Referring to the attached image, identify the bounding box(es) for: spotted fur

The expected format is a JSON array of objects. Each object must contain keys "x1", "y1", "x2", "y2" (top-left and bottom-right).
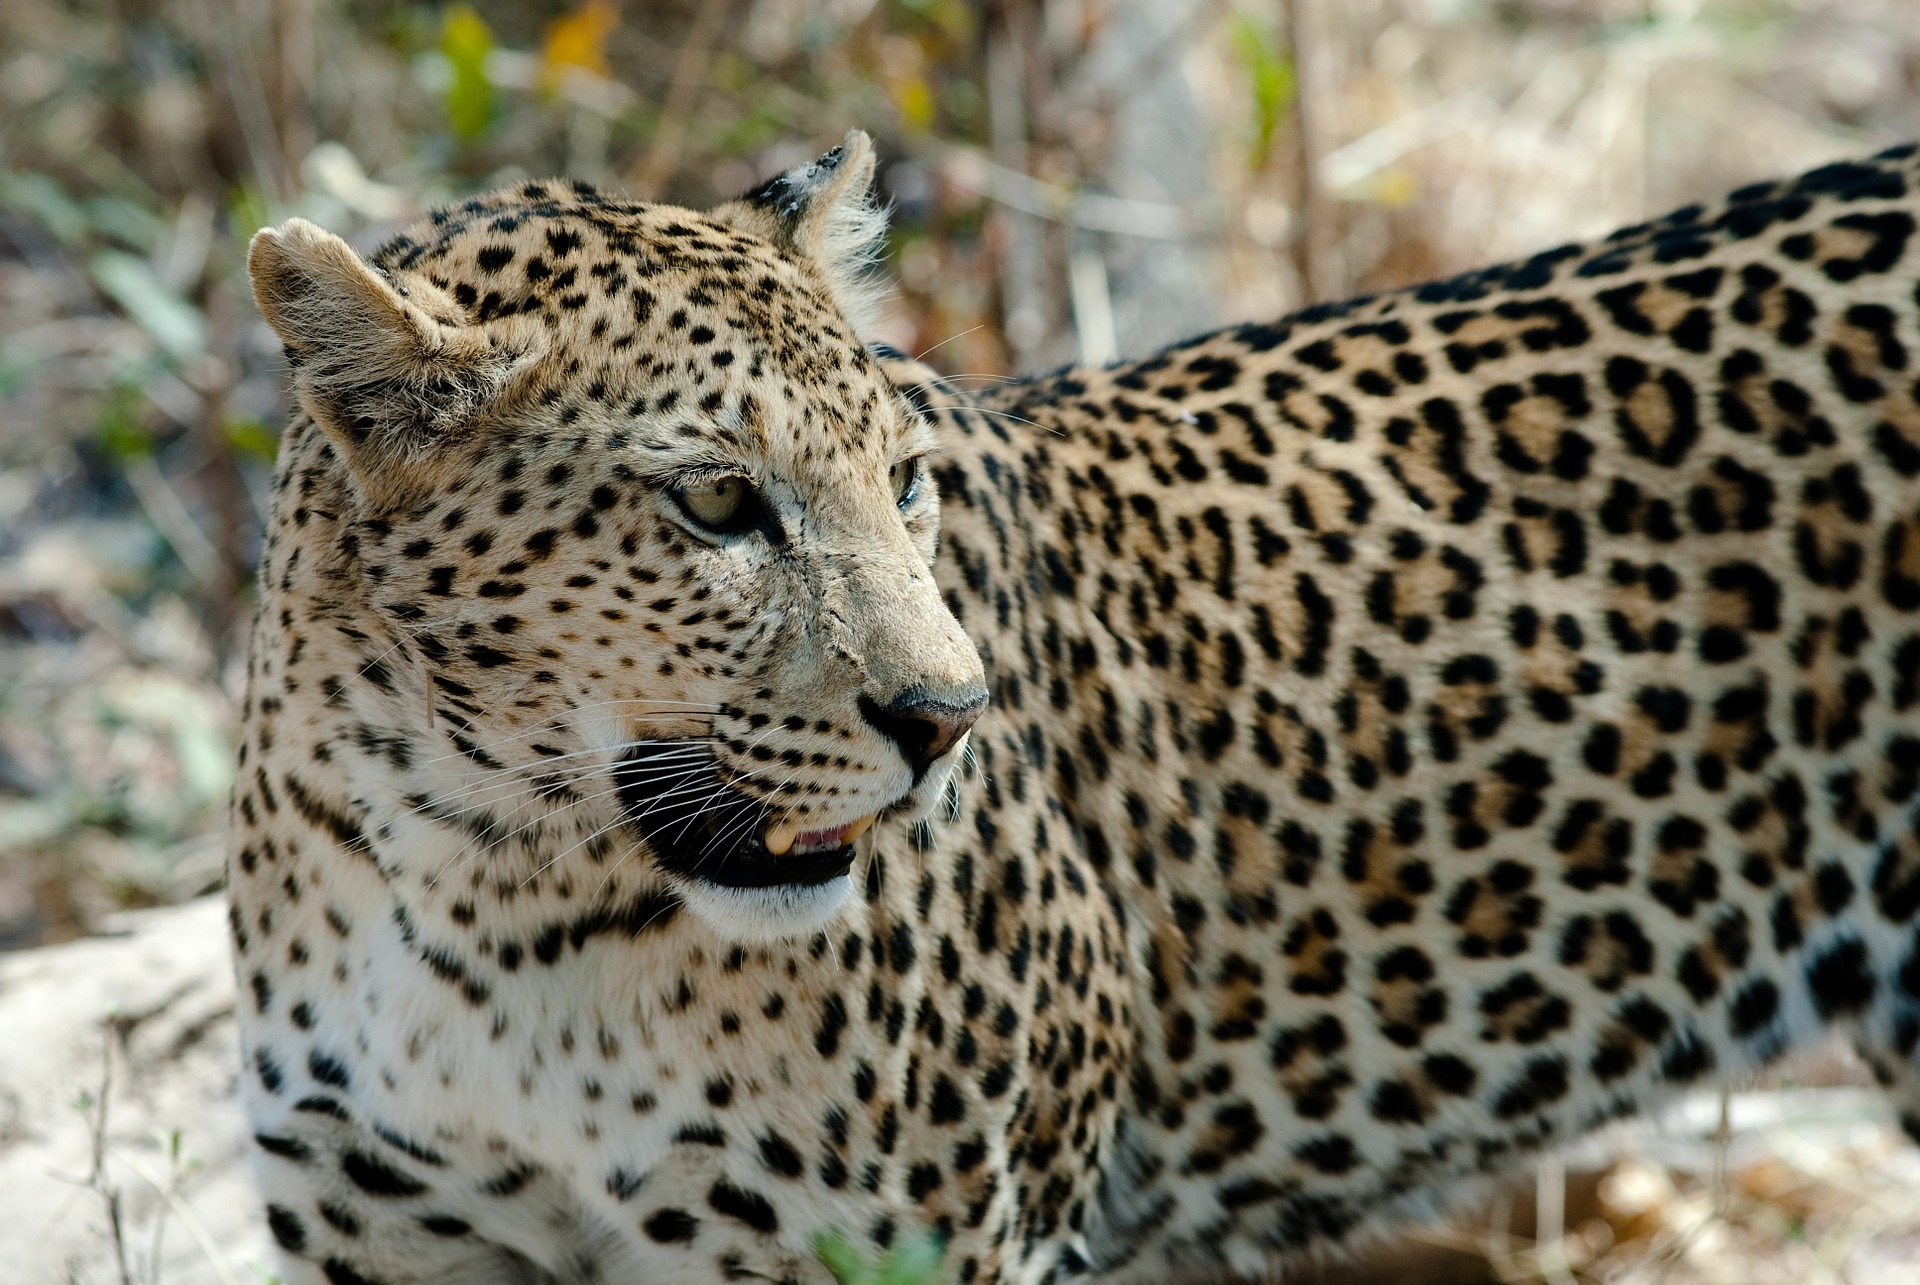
[{"x1": 234, "y1": 136, "x2": 1920, "y2": 1285}]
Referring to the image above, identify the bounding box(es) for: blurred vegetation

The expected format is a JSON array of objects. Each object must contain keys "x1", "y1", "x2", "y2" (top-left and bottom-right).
[
  {"x1": 0, "y1": 0, "x2": 1917, "y2": 942},
  {"x1": 6, "y1": 4, "x2": 1920, "y2": 1278},
  {"x1": 5, "y1": 0, "x2": 1920, "y2": 945}
]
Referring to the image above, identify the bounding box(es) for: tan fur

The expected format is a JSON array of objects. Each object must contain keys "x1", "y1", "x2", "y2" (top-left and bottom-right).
[{"x1": 232, "y1": 143, "x2": 1920, "y2": 1285}]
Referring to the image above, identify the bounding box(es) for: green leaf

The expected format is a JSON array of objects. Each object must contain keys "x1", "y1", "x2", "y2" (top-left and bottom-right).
[
  {"x1": 876, "y1": 1233, "x2": 945, "y2": 1285},
  {"x1": 90, "y1": 251, "x2": 205, "y2": 364},
  {"x1": 225, "y1": 416, "x2": 281, "y2": 463},
  {"x1": 814, "y1": 1229, "x2": 946, "y2": 1285},
  {"x1": 229, "y1": 184, "x2": 273, "y2": 246},
  {"x1": 95, "y1": 382, "x2": 152, "y2": 458},
  {"x1": 1230, "y1": 14, "x2": 1296, "y2": 169},
  {"x1": 82, "y1": 195, "x2": 164, "y2": 251},
  {"x1": 814, "y1": 1230, "x2": 873, "y2": 1285},
  {"x1": 0, "y1": 344, "x2": 31, "y2": 399},
  {"x1": 0, "y1": 170, "x2": 88, "y2": 244},
  {"x1": 441, "y1": 5, "x2": 497, "y2": 143}
]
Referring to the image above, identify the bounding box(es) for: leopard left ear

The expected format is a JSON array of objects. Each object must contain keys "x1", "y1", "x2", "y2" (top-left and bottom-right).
[
  {"x1": 248, "y1": 218, "x2": 540, "y2": 509},
  {"x1": 712, "y1": 130, "x2": 888, "y2": 334}
]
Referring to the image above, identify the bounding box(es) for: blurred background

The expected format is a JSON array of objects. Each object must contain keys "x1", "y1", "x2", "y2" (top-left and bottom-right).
[{"x1": 6, "y1": 0, "x2": 1920, "y2": 1280}]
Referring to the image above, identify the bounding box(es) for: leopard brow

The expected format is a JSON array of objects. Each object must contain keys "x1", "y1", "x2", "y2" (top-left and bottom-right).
[{"x1": 628, "y1": 451, "x2": 759, "y2": 490}]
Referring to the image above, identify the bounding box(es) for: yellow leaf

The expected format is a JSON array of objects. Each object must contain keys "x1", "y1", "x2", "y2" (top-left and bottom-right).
[
  {"x1": 441, "y1": 5, "x2": 496, "y2": 141},
  {"x1": 541, "y1": 0, "x2": 619, "y2": 94},
  {"x1": 1369, "y1": 167, "x2": 1417, "y2": 207},
  {"x1": 888, "y1": 75, "x2": 936, "y2": 135}
]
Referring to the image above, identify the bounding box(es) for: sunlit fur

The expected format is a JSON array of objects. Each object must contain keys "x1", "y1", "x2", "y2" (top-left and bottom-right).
[{"x1": 234, "y1": 140, "x2": 1920, "y2": 1285}]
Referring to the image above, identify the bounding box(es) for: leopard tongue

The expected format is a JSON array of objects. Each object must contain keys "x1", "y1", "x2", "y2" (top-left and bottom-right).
[{"x1": 764, "y1": 813, "x2": 876, "y2": 857}]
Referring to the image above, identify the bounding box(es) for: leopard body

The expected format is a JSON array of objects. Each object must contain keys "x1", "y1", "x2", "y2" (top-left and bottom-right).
[{"x1": 232, "y1": 136, "x2": 1920, "y2": 1285}]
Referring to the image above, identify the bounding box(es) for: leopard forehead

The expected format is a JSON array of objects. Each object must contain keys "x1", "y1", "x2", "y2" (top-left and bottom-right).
[{"x1": 369, "y1": 179, "x2": 906, "y2": 466}]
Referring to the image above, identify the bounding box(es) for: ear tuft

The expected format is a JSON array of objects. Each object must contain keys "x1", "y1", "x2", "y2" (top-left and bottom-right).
[
  {"x1": 249, "y1": 218, "x2": 435, "y2": 389},
  {"x1": 717, "y1": 130, "x2": 890, "y2": 335},
  {"x1": 248, "y1": 219, "x2": 536, "y2": 506}
]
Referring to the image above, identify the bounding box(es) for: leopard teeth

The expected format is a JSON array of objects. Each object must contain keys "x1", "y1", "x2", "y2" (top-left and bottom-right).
[{"x1": 762, "y1": 814, "x2": 876, "y2": 857}]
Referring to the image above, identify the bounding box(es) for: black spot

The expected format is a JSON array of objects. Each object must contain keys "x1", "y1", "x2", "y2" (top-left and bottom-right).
[
  {"x1": 643, "y1": 1208, "x2": 699, "y2": 1243},
  {"x1": 255, "y1": 1132, "x2": 314, "y2": 1163},
  {"x1": 322, "y1": 1259, "x2": 383, "y2": 1285},
  {"x1": 929, "y1": 1075, "x2": 967, "y2": 1125},
  {"x1": 308, "y1": 1049, "x2": 352, "y2": 1090},
  {"x1": 758, "y1": 1132, "x2": 804, "y2": 1178},
  {"x1": 1294, "y1": 1134, "x2": 1358, "y2": 1175},
  {"x1": 1728, "y1": 978, "x2": 1780, "y2": 1037},
  {"x1": 1369, "y1": 1078, "x2": 1424, "y2": 1124},
  {"x1": 267, "y1": 1205, "x2": 307, "y2": 1253},
  {"x1": 708, "y1": 1178, "x2": 779, "y2": 1233},
  {"x1": 1806, "y1": 938, "x2": 1876, "y2": 1017},
  {"x1": 342, "y1": 1149, "x2": 427, "y2": 1198}
]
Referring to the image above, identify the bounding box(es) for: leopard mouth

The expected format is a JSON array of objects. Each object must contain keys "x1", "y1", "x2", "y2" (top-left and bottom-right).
[{"x1": 613, "y1": 743, "x2": 873, "y2": 889}]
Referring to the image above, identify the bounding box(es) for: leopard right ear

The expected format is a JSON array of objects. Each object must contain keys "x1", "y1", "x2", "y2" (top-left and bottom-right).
[
  {"x1": 248, "y1": 219, "x2": 540, "y2": 508},
  {"x1": 710, "y1": 130, "x2": 889, "y2": 336}
]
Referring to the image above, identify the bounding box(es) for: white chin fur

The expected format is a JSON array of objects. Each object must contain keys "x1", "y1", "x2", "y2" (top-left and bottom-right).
[{"x1": 675, "y1": 875, "x2": 855, "y2": 943}]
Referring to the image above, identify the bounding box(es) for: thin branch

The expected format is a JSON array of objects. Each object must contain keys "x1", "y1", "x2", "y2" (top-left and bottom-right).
[
  {"x1": 627, "y1": 0, "x2": 738, "y2": 200},
  {"x1": 928, "y1": 142, "x2": 1201, "y2": 241},
  {"x1": 1286, "y1": 0, "x2": 1336, "y2": 301}
]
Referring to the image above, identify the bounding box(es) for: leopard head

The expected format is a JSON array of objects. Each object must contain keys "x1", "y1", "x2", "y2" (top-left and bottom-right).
[{"x1": 247, "y1": 132, "x2": 986, "y2": 940}]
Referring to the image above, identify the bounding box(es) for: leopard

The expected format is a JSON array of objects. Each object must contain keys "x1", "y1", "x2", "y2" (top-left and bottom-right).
[{"x1": 231, "y1": 129, "x2": 1920, "y2": 1285}]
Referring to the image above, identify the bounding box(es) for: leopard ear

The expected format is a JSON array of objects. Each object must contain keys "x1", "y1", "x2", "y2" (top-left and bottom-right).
[
  {"x1": 713, "y1": 130, "x2": 889, "y2": 334},
  {"x1": 247, "y1": 218, "x2": 537, "y2": 508}
]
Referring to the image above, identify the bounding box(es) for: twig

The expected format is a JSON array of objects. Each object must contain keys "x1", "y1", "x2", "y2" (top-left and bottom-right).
[
  {"x1": 274, "y1": 0, "x2": 315, "y2": 192},
  {"x1": 83, "y1": 1024, "x2": 134, "y2": 1285},
  {"x1": 1535, "y1": 1157, "x2": 1576, "y2": 1285},
  {"x1": 931, "y1": 141, "x2": 1199, "y2": 241},
  {"x1": 122, "y1": 1151, "x2": 242, "y2": 1285},
  {"x1": 1053, "y1": 0, "x2": 1230, "y2": 121},
  {"x1": 197, "y1": 0, "x2": 290, "y2": 201},
  {"x1": 123, "y1": 454, "x2": 223, "y2": 588},
  {"x1": 1067, "y1": 241, "x2": 1117, "y2": 365},
  {"x1": 984, "y1": 7, "x2": 1049, "y2": 371},
  {"x1": 628, "y1": 0, "x2": 738, "y2": 199},
  {"x1": 1285, "y1": 0, "x2": 1336, "y2": 301}
]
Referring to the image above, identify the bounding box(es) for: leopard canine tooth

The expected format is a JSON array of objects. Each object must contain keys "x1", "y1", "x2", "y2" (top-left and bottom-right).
[
  {"x1": 843, "y1": 815, "x2": 876, "y2": 842},
  {"x1": 764, "y1": 823, "x2": 797, "y2": 856}
]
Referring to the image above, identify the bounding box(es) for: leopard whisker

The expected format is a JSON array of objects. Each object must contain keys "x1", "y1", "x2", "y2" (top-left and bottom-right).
[
  {"x1": 534, "y1": 754, "x2": 789, "y2": 888},
  {"x1": 915, "y1": 399, "x2": 1066, "y2": 438},
  {"x1": 401, "y1": 743, "x2": 715, "y2": 832},
  {"x1": 912, "y1": 324, "x2": 987, "y2": 363},
  {"x1": 410, "y1": 701, "x2": 720, "y2": 770},
  {"x1": 417, "y1": 746, "x2": 718, "y2": 880}
]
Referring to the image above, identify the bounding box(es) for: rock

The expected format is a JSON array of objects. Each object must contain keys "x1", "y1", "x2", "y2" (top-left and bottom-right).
[{"x1": 0, "y1": 896, "x2": 266, "y2": 1285}]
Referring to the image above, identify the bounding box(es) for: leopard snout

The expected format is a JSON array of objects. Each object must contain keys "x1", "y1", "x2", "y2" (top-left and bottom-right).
[{"x1": 858, "y1": 683, "x2": 988, "y2": 777}]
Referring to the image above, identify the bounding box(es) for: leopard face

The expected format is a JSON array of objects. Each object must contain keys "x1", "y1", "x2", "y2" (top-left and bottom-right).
[{"x1": 247, "y1": 137, "x2": 985, "y2": 940}]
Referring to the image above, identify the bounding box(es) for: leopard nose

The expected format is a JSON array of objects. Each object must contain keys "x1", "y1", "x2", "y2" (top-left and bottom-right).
[{"x1": 859, "y1": 685, "x2": 989, "y2": 777}]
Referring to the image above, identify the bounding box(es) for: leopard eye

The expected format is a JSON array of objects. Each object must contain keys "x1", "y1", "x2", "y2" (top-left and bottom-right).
[
  {"x1": 674, "y1": 475, "x2": 751, "y2": 532},
  {"x1": 890, "y1": 457, "x2": 921, "y2": 509}
]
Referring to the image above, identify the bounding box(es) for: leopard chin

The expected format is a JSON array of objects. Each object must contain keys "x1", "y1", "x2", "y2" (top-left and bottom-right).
[{"x1": 670, "y1": 872, "x2": 857, "y2": 944}]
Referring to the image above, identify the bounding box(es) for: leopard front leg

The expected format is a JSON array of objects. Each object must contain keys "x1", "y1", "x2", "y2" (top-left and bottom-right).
[
  {"x1": 248, "y1": 1107, "x2": 558, "y2": 1285},
  {"x1": 248, "y1": 1095, "x2": 845, "y2": 1285}
]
